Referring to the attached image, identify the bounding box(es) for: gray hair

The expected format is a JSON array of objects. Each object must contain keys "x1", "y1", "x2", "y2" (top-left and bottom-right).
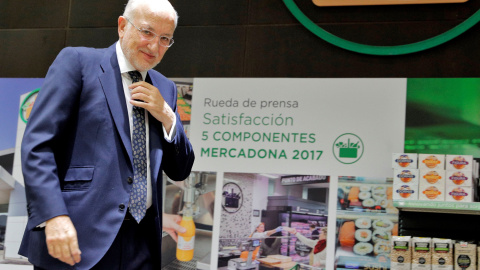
[{"x1": 123, "y1": 0, "x2": 178, "y2": 28}]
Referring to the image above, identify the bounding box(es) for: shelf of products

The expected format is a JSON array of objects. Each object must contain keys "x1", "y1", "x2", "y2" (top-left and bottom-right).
[
  {"x1": 393, "y1": 200, "x2": 480, "y2": 215},
  {"x1": 391, "y1": 154, "x2": 480, "y2": 257}
]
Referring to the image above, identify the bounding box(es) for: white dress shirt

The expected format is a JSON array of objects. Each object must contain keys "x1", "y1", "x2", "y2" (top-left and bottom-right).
[{"x1": 115, "y1": 41, "x2": 176, "y2": 210}]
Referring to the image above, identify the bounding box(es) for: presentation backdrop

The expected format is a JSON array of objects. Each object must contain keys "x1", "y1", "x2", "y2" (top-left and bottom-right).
[
  {"x1": 7, "y1": 78, "x2": 477, "y2": 270},
  {"x1": 190, "y1": 78, "x2": 407, "y2": 178},
  {"x1": 5, "y1": 78, "x2": 480, "y2": 156}
]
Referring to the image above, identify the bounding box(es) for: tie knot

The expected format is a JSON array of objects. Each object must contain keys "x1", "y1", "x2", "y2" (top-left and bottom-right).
[{"x1": 128, "y1": 71, "x2": 143, "y2": 83}]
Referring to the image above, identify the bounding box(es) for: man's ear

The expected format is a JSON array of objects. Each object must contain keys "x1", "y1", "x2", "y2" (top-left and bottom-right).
[{"x1": 118, "y1": 16, "x2": 127, "y2": 38}]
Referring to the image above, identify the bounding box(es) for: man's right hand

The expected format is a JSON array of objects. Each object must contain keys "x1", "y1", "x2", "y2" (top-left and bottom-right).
[{"x1": 45, "y1": 215, "x2": 82, "y2": 266}]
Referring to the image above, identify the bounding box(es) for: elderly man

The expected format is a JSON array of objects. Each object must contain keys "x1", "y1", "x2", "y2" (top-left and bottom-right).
[{"x1": 19, "y1": 0, "x2": 194, "y2": 269}]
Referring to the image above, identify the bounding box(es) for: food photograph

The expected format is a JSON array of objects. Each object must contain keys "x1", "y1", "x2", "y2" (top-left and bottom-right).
[{"x1": 335, "y1": 177, "x2": 399, "y2": 269}]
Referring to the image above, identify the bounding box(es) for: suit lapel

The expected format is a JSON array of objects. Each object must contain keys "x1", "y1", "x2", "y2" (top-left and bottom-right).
[{"x1": 98, "y1": 44, "x2": 133, "y2": 165}]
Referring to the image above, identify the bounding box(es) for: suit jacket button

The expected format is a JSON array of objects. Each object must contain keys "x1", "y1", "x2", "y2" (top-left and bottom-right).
[
  {"x1": 127, "y1": 177, "x2": 133, "y2": 184},
  {"x1": 119, "y1": 204, "x2": 126, "y2": 210}
]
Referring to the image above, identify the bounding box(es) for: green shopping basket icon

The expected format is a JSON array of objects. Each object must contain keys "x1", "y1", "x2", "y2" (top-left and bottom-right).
[{"x1": 336, "y1": 138, "x2": 360, "y2": 158}]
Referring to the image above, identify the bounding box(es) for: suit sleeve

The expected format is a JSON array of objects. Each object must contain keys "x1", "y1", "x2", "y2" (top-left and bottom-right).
[
  {"x1": 159, "y1": 80, "x2": 195, "y2": 181},
  {"x1": 22, "y1": 47, "x2": 83, "y2": 230}
]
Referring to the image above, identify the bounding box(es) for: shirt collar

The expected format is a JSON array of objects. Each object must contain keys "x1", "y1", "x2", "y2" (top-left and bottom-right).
[{"x1": 115, "y1": 41, "x2": 148, "y2": 80}]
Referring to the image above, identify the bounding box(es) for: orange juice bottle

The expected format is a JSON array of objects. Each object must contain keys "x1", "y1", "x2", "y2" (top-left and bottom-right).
[{"x1": 176, "y1": 212, "x2": 195, "y2": 261}]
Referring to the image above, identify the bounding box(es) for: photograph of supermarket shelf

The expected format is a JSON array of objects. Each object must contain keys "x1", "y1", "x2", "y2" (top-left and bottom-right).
[
  {"x1": 337, "y1": 176, "x2": 398, "y2": 214},
  {"x1": 217, "y1": 173, "x2": 329, "y2": 270},
  {"x1": 161, "y1": 171, "x2": 216, "y2": 270},
  {"x1": 174, "y1": 80, "x2": 193, "y2": 122},
  {"x1": 335, "y1": 176, "x2": 399, "y2": 270}
]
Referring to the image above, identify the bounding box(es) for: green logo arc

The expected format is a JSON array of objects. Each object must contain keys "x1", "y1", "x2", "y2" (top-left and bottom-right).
[
  {"x1": 283, "y1": 0, "x2": 480, "y2": 55},
  {"x1": 20, "y1": 88, "x2": 40, "y2": 124}
]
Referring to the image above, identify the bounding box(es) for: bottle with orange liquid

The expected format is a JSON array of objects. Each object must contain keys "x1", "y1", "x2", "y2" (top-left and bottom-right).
[{"x1": 176, "y1": 208, "x2": 195, "y2": 261}]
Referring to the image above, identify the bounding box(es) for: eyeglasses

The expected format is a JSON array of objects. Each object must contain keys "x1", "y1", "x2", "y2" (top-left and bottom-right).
[{"x1": 125, "y1": 17, "x2": 174, "y2": 48}]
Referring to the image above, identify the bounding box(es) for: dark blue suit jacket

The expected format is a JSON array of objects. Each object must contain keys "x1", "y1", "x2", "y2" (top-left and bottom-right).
[{"x1": 19, "y1": 43, "x2": 194, "y2": 269}]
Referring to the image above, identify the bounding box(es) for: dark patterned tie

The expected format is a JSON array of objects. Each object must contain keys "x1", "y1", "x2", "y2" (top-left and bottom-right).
[{"x1": 127, "y1": 71, "x2": 147, "y2": 223}]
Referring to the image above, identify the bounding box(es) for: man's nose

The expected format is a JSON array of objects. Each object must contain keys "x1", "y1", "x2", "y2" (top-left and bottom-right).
[{"x1": 147, "y1": 37, "x2": 160, "y2": 51}]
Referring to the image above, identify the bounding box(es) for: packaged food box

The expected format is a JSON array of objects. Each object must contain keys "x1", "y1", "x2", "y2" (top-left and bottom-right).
[
  {"x1": 445, "y1": 186, "x2": 473, "y2": 202},
  {"x1": 420, "y1": 169, "x2": 445, "y2": 186},
  {"x1": 432, "y1": 238, "x2": 453, "y2": 270},
  {"x1": 393, "y1": 153, "x2": 418, "y2": 169},
  {"x1": 446, "y1": 155, "x2": 473, "y2": 171},
  {"x1": 412, "y1": 237, "x2": 432, "y2": 270},
  {"x1": 455, "y1": 242, "x2": 476, "y2": 270},
  {"x1": 394, "y1": 169, "x2": 419, "y2": 185},
  {"x1": 446, "y1": 170, "x2": 473, "y2": 187},
  {"x1": 391, "y1": 236, "x2": 412, "y2": 270},
  {"x1": 393, "y1": 183, "x2": 418, "y2": 201},
  {"x1": 477, "y1": 246, "x2": 480, "y2": 270},
  {"x1": 419, "y1": 154, "x2": 445, "y2": 170},
  {"x1": 419, "y1": 183, "x2": 445, "y2": 201},
  {"x1": 473, "y1": 160, "x2": 479, "y2": 179}
]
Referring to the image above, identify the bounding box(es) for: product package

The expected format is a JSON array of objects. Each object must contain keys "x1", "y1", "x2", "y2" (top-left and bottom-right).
[
  {"x1": 454, "y1": 241, "x2": 476, "y2": 270},
  {"x1": 418, "y1": 184, "x2": 445, "y2": 201},
  {"x1": 412, "y1": 237, "x2": 432, "y2": 270},
  {"x1": 445, "y1": 186, "x2": 473, "y2": 202},
  {"x1": 420, "y1": 169, "x2": 445, "y2": 186},
  {"x1": 432, "y1": 238, "x2": 453, "y2": 270},
  {"x1": 445, "y1": 170, "x2": 473, "y2": 188},
  {"x1": 419, "y1": 154, "x2": 445, "y2": 170},
  {"x1": 418, "y1": 169, "x2": 445, "y2": 201},
  {"x1": 391, "y1": 236, "x2": 412, "y2": 270},
  {"x1": 446, "y1": 155, "x2": 473, "y2": 171},
  {"x1": 393, "y1": 184, "x2": 419, "y2": 201},
  {"x1": 394, "y1": 169, "x2": 420, "y2": 185},
  {"x1": 393, "y1": 153, "x2": 418, "y2": 169}
]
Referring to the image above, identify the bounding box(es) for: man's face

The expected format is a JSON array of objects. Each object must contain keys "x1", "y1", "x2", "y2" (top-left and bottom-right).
[{"x1": 118, "y1": 8, "x2": 175, "y2": 72}]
